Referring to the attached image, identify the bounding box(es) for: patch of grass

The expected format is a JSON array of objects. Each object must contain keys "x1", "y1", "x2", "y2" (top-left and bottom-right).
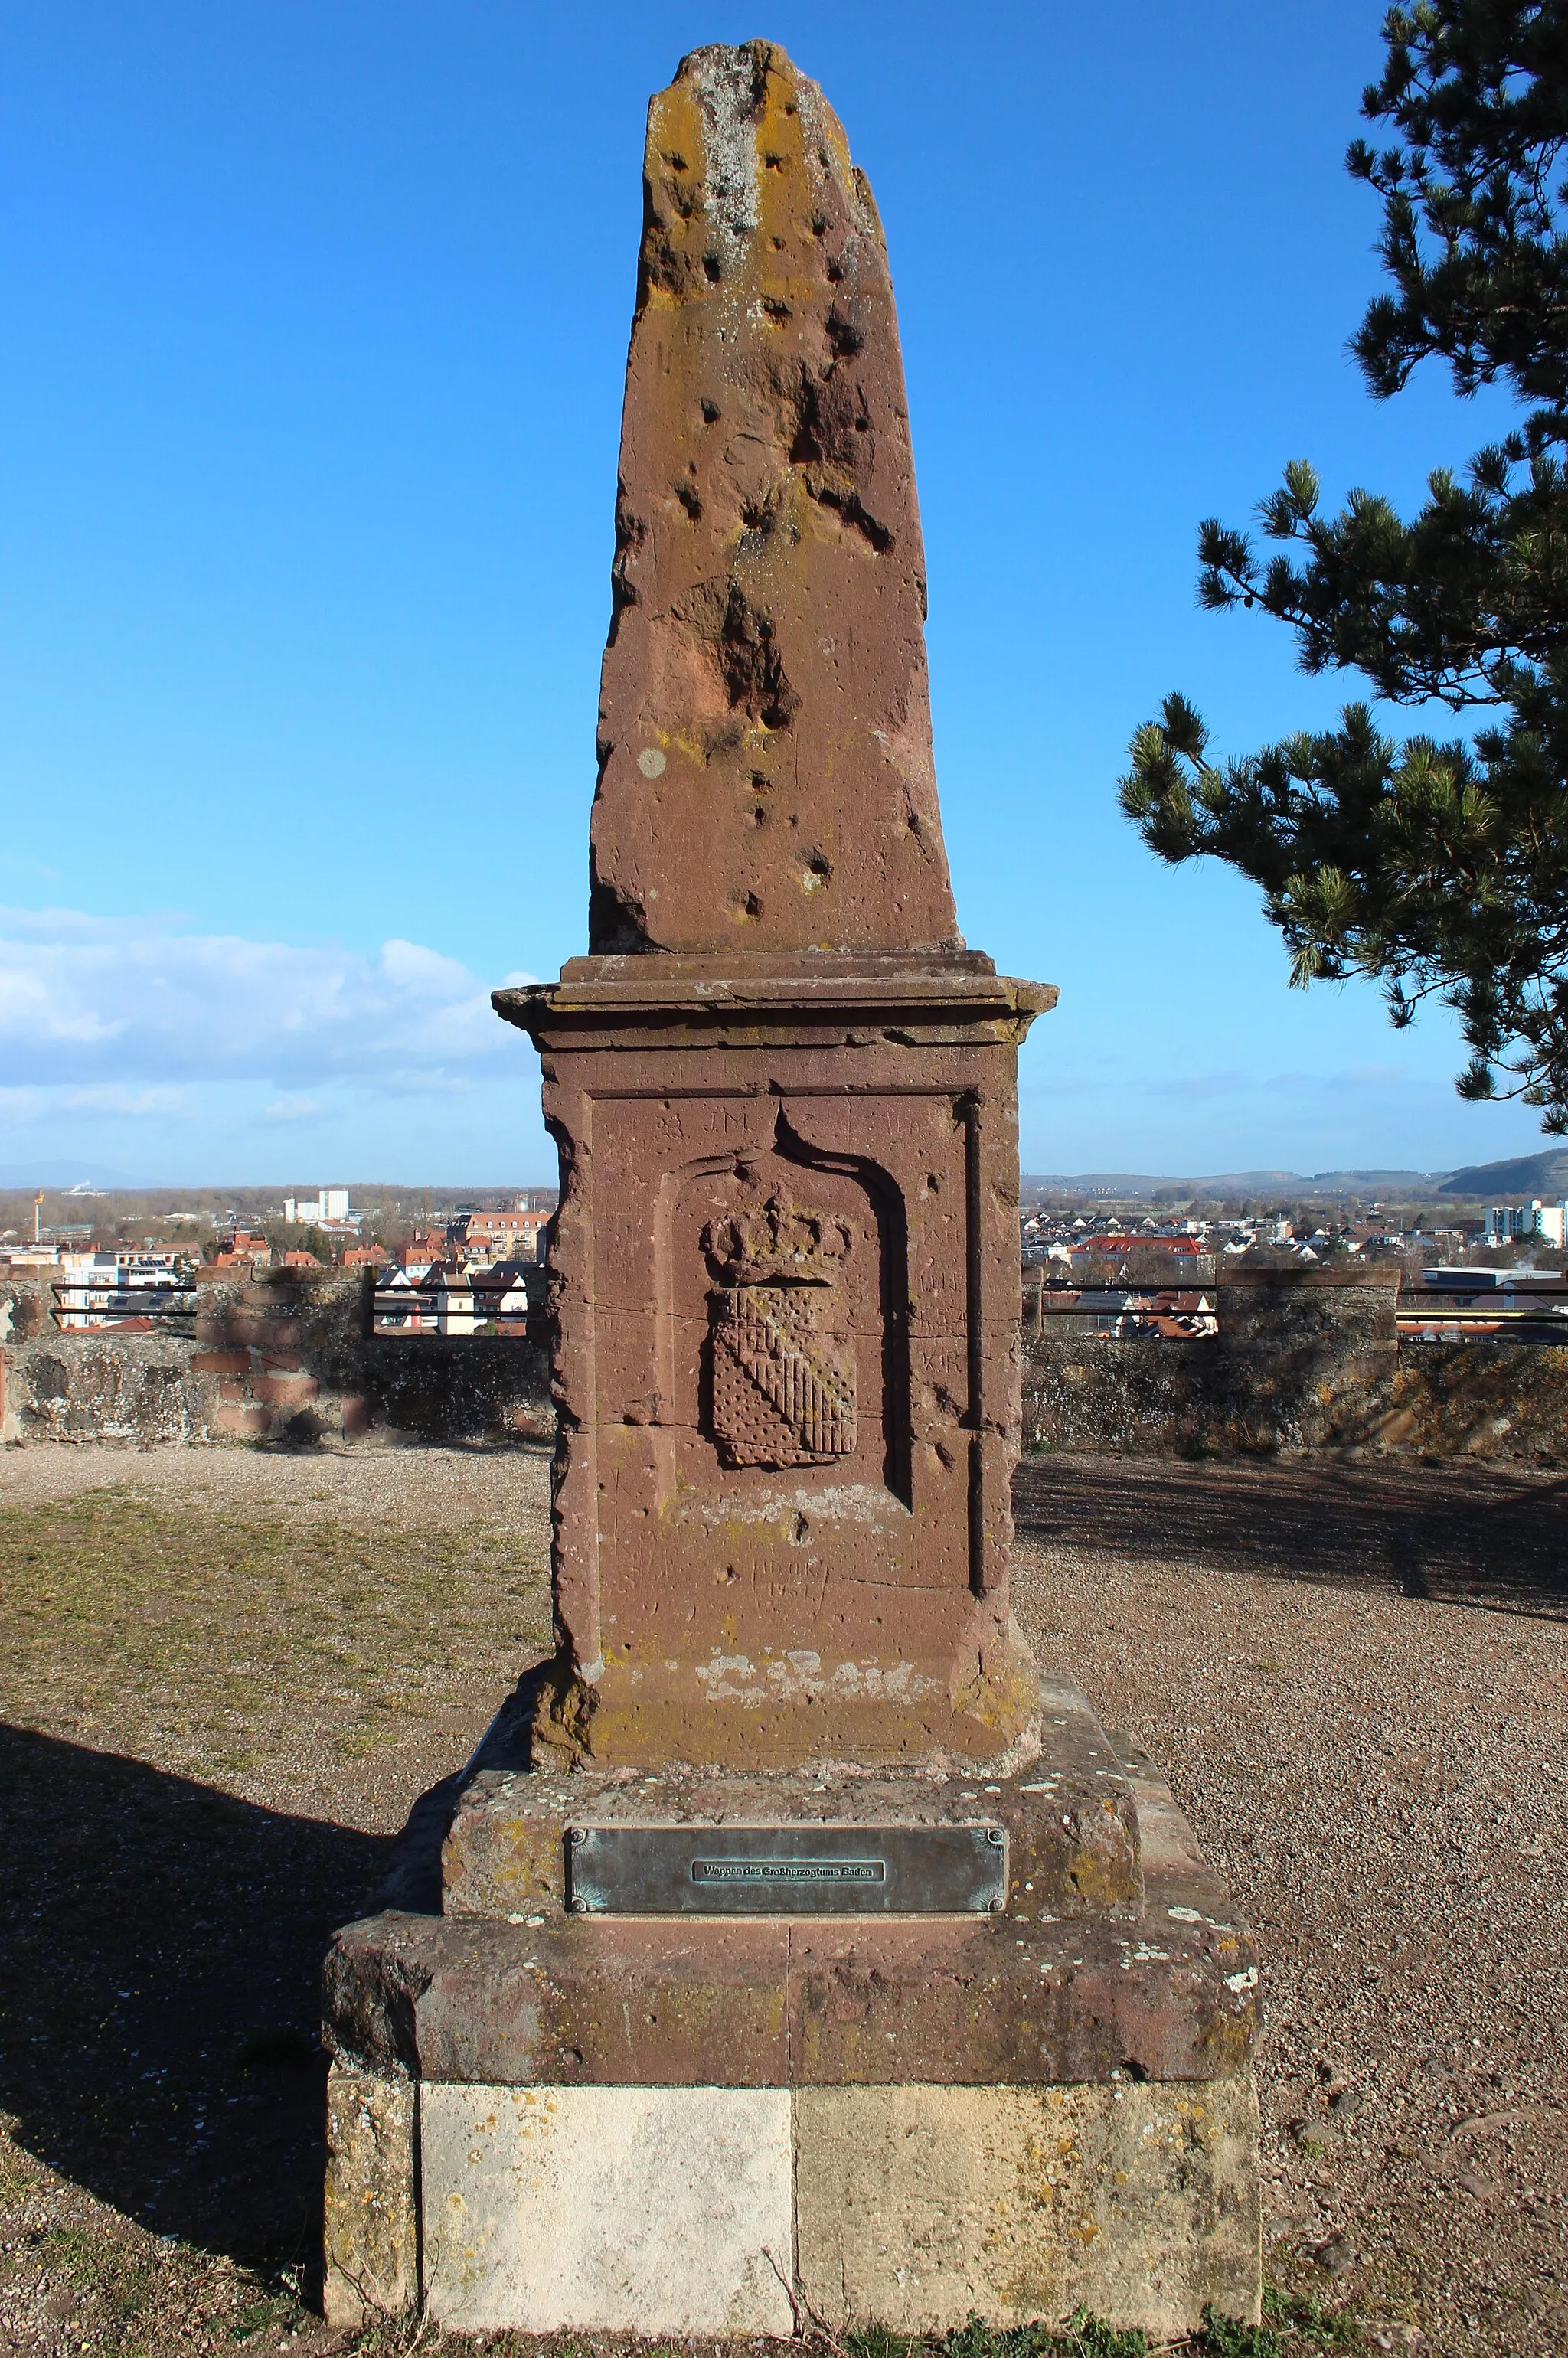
[
  {"x1": 854, "y1": 2311, "x2": 1152, "y2": 2358},
  {"x1": 228, "y1": 2291, "x2": 297, "y2": 2340},
  {"x1": 1260, "y1": 2286, "x2": 1365, "y2": 2348},
  {"x1": 844, "y1": 2304, "x2": 1344, "y2": 2358},
  {"x1": 34, "y1": 2224, "x2": 105, "y2": 2286},
  {"x1": 1200, "y1": 2306, "x2": 1284, "y2": 2356},
  {"x1": 0, "y1": 1492, "x2": 551, "y2": 1799},
  {"x1": 846, "y1": 2330, "x2": 923, "y2": 2358}
]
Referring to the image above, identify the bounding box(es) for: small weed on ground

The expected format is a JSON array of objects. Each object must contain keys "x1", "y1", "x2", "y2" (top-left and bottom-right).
[{"x1": 1261, "y1": 2288, "x2": 1365, "y2": 2349}]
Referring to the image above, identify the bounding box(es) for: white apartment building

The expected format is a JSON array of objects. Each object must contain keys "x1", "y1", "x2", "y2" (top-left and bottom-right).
[
  {"x1": 284, "y1": 1187, "x2": 351, "y2": 1225},
  {"x1": 1484, "y1": 1199, "x2": 1567, "y2": 1246}
]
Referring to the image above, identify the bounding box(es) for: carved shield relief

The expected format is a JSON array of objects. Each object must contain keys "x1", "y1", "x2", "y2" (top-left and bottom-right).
[{"x1": 702, "y1": 1196, "x2": 858, "y2": 1469}]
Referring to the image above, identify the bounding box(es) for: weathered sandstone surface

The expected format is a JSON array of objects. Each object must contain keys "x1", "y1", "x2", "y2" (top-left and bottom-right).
[{"x1": 590, "y1": 40, "x2": 959, "y2": 956}]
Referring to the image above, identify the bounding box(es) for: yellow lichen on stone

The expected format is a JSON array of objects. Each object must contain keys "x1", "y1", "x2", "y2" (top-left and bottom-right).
[{"x1": 322, "y1": 2064, "x2": 418, "y2": 2328}]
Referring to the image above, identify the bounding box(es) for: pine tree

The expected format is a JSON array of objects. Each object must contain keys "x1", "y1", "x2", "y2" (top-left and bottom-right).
[{"x1": 1121, "y1": 2, "x2": 1568, "y2": 1131}]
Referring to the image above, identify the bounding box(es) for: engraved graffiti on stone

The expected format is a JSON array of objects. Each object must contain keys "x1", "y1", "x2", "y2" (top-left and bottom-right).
[{"x1": 701, "y1": 1196, "x2": 858, "y2": 1468}]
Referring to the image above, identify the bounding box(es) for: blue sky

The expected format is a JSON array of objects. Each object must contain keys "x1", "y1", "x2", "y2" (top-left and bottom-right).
[{"x1": 0, "y1": 2, "x2": 1548, "y2": 1185}]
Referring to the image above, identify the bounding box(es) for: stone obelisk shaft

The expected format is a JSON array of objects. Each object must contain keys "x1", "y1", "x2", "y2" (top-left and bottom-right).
[{"x1": 590, "y1": 41, "x2": 960, "y2": 956}]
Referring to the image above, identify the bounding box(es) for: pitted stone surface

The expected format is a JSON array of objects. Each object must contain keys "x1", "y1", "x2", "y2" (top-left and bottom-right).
[
  {"x1": 590, "y1": 39, "x2": 959, "y2": 956},
  {"x1": 322, "y1": 2065, "x2": 417, "y2": 2327}
]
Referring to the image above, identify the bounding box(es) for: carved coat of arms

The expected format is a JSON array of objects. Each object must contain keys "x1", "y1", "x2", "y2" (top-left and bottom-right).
[{"x1": 701, "y1": 1197, "x2": 858, "y2": 1468}]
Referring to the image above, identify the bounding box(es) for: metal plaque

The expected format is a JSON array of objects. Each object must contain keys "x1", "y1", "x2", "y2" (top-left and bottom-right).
[{"x1": 565, "y1": 1823, "x2": 1007, "y2": 1915}]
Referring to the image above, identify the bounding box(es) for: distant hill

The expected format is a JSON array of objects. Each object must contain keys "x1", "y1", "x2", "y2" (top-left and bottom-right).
[
  {"x1": 1437, "y1": 1149, "x2": 1568, "y2": 1198},
  {"x1": 1022, "y1": 1168, "x2": 1439, "y2": 1200},
  {"x1": 1300, "y1": 1169, "x2": 1436, "y2": 1190},
  {"x1": 1025, "y1": 1171, "x2": 1302, "y2": 1197},
  {"x1": 1021, "y1": 1152, "x2": 1568, "y2": 1203}
]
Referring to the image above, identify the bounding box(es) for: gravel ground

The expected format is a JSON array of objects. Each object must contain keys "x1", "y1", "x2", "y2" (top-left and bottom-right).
[
  {"x1": 1013, "y1": 1452, "x2": 1568, "y2": 2358},
  {"x1": 0, "y1": 1435, "x2": 547, "y2": 1542},
  {"x1": 0, "y1": 1439, "x2": 553, "y2": 2358},
  {"x1": 0, "y1": 1437, "x2": 1563, "y2": 2356}
]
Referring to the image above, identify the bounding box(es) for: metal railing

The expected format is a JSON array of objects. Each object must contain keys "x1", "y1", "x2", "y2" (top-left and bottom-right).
[
  {"x1": 1022, "y1": 1279, "x2": 1218, "y2": 1340},
  {"x1": 1023, "y1": 1259, "x2": 1568, "y2": 1346},
  {"x1": 371, "y1": 1274, "x2": 542, "y2": 1338},
  {"x1": 51, "y1": 1279, "x2": 199, "y2": 1332},
  {"x1": 1396, "y1": 1287, "x2": 1568, "y2": 1344}
]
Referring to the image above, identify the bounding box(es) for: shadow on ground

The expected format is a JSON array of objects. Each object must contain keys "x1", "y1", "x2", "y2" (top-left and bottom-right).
[
  {"x1": 1014, "y1": 1452, "x2": 1568, "y2": 1618},
  {"x1": 0, "y1": 1724, "x2": 388, "y2": 2287}
]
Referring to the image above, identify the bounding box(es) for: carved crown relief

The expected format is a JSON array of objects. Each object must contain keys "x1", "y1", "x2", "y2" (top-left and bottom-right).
[{"x1": 701, "y1": 1196, "x2": 858, "y2": 1469}]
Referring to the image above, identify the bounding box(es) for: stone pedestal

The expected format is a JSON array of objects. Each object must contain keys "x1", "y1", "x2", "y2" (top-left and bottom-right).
[
  {"x1": 323, "y1": 1687, "x2": 1261, "y2": 2336},
  {"x1": 496, "y1": 951, "x2": 1054, "y2": 1772}
]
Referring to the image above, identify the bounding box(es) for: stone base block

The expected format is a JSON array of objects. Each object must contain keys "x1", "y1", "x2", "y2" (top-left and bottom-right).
[
  {"x1": 323, "y1": 2069, "x2": 1259, "y2": 2337},
  {"x1": 441, "y1": 1676, "x2": 1142, "y2": 1925},
  {"x1": 795, "y1": 2080, "x2": 1261, "y2": 2337},
  {"x1": 422, "y1": 2083, "x2": 795, "y2": 2335},
  {"x1": 322, "y1": 2066, "x2": 416, "y2": 2329}
]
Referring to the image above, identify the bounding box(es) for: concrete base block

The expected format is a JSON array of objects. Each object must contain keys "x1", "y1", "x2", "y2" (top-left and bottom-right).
[
  {"x1": 322, "y1": 2065, "x2": 417, "y2": 2328},
  {"x1": 795, "y1": 2079, "x2": 1262, "y2": 2337},
  {"x1": 420, "y1": 2082, "x2": 795, "y2": 2335}
]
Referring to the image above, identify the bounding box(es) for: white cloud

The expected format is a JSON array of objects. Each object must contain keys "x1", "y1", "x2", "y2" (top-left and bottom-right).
[
  {"x1": 0, "y1": 1083, "x2": 191, "y2": 1125},
  {"x1": 0, "y1": 910, "x2": 538, "y2": 1093},
  {"x1": 263, "y1": 1095, "x2": 326, "y2": 1122}
]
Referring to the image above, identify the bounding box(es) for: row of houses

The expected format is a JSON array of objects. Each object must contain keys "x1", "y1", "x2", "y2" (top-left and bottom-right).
[
  {"x1": 390, "y1": 1207, "x2": 550, "y2": 1284},
  {"x1": 373, "y1": 1261, "x2": 542, "y2": 1336},
  {"x1": 44, "y1": 1251, "x2": 194, "y2": 1330}
]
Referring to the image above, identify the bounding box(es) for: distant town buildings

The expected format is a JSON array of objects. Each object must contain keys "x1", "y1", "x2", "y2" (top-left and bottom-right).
[
  {"x1": 283, "y1": 1188, "x2": 353, "y2": 1226},
  {"x1": 391, "y1": 1203, "x2": 550, "y2": 1280},
  {"x1": 369, "y1": 1197, "x2": 552, "y2": 1334},
  {"x1": 373, "y1": 1258, "x2": 540, "y2": 1336},
  {"x1": 211, "y1": 1230, "x2": 270, "y2": 1269},
  {"x1": 459, "y1": 1207, "x2": 550, "y2": 1264},
  {"x1": 396, "y1": 1230, "x2": 449, "y2": 1279},
  {"x1": 1017, "y1": 1201, "x2": 1488, "y2": 1270},
  {"x1": 0, "y1": 1189, "x2": 560, "y2": 1347},
  {"x1": 1485, "y1": 1200, "x2": 1568, "y2": 1246},
  {"x1": 50, "y1": 1250, "x2": 191, "y2": 1329}
]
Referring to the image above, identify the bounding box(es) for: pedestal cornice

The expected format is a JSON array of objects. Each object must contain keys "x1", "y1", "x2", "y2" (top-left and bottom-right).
[{"x1": 494, "y1": 954, "x2": 1057, "y2": 1052}]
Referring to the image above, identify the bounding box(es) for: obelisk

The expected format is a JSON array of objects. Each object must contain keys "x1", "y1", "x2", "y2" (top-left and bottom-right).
[
  {"x1": 325, "y1": 45, "x2": 1262, "y2": 2340},
  {"x1": 492, "y1": 41, "x2": 1053, "y2": 1771}
]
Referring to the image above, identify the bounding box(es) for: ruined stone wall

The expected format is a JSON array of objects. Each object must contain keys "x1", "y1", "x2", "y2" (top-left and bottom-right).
[
  {"x1": 6, "y1": 1261, "x2": 1562, "y2": 1462},
  {"x1": 1023, "y1": 1266, "x2": 1568, "y2": 1465},
  {"x1": 0, "y1": 1270, "x2": 550, "y2": 1448}
]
